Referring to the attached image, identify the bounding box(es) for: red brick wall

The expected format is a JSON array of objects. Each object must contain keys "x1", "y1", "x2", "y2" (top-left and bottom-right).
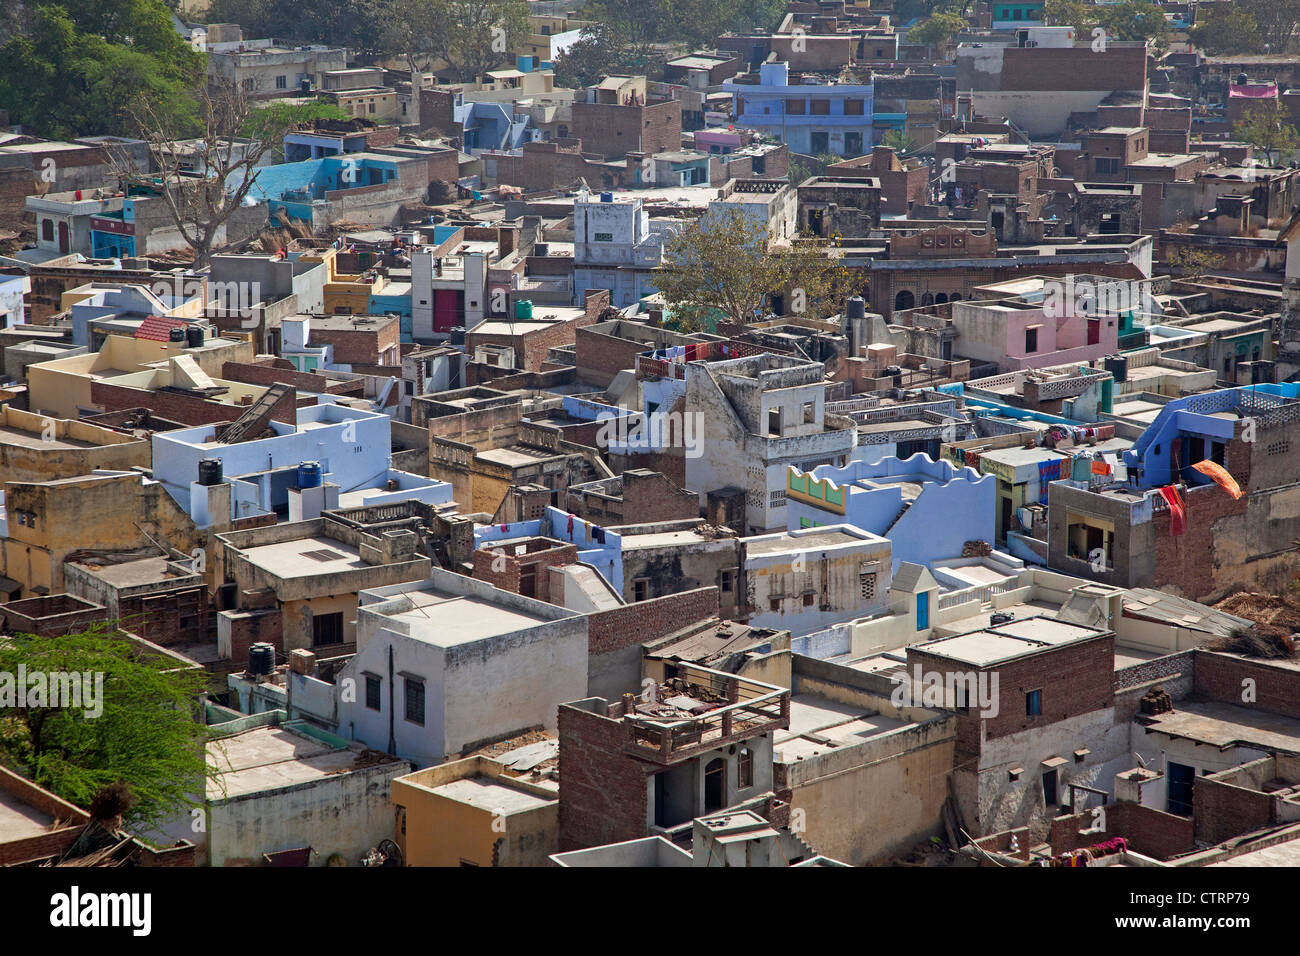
[
  {"x1": 571, "y1": 100, "x2": 682, "y2": 161},
  {"x1": 557, "y1": 702, "x2": 650, "y2": 850},
  {"x1": 911, "y1": 635, "x2": 1114, "y2": 753},
  {"x1": 1047, "y1": 801, "x2": 1194, "y2": 860},
  {"x1": 1195, "y1": 775, "x2": 1274, "y2": 846},
  {"x1": 587, "y1": 586, "x2": 718, "y2": 655},
  {"x1": 91, "y1": 378, "x2": 311, "y2": 426},
  {"x1": 221, "y1": 361, "x2": 366, "y2": 397},
  {"x1": 471, "y1": 543, "x2": 579, "y2": 604},
  {"x1": 225, "y1": 609, "x2": 283, "y2": 665},
  {"x1": 1193, "y1": 651, "x2": 1300, "y2": 720}
]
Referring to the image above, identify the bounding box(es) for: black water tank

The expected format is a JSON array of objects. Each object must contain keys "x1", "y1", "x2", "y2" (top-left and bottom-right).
[
  {"x1": 168, "y1": 326, "x2": 186, "y2": 342},
  {"x1": 1104, "y1": 354, "x2": 1128, "y2": 384},
  {"x1": 450, "y1": 326, "x2": 466, "y2": 346},
  {"x1": 197, "y1": 458, "x2": 223, "y2": 486},
  {"x1": 248, "y1": 643, "x2": 275, "y2": 676},
  {"x1": 186, "y1": 325, "x2": 204, "y2": 349},
  {"x1": 991, "y1": 612, "x2": 1015, "y2": 626},
  {"x1": 846, "y1": 296, "x2": 867, "y2": 320}
]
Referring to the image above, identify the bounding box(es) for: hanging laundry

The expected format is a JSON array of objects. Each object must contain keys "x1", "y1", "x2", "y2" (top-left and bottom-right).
[
  {"x1": 1091, "y1": 459, "x2": 1112, "y2": 476},
  {"x1": 1159, "y1": 486, "x2": 1186, "y2": 535},
  {"x1": 1192, "y1": 460, "x2": 1244, "y2": 499},
  {"x1": 567, "y1": 514, "x2": 574, "y2": 536}
]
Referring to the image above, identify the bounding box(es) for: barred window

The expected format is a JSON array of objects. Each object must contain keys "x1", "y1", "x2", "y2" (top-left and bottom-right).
[
  {"x1": 1268, "y1": 440, "x2": 1290, "y2": 456},
  {"x1": 860, "y1": 572, "x2": 877, "y2": 601},
  {"x1": 769, "y1": 489, "x2": 787, "y2": 508}
]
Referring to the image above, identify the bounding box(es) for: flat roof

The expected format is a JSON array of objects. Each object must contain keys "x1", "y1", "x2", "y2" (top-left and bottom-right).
[
  {"x1": 745, "y1": 528, "x2": 882, "y2": 556},
  {"x1": 429, "y1": 776, "x2": 554, "y2": 813},
  {"x1": 916, "y1": 616, "x2": 1106, "y2": 667},
  {"x1": 208, "y1": 725, "x2": 392, "y2": 799},
  {"x1": 0, "y1": 787, "x2": 56, "y2": 842},
  {"x1": 0, "y1": 426, "x2": 97, "y2": 451},
  {"x1": 1141, "y1": 699, "x2": 1300, "y2": 754},
  {"x1": 378, "y1": 588, "x2": 554, "y2": 646},
  {"x1": 239, "y1": 536, "x2": 367, "y2": 580},
  {"x1": 774, "y1": 693, "x2": 909, "y2": 762}
]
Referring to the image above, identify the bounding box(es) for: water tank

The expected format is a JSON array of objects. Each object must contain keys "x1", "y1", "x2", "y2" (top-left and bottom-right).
[
  {"x1": 533, "y1": 242, "x2": 549, "y2": 257},
  {"x1": 1104, "y1": 354, "x2": 1128, "y2": 384},
  {"x1": 300, "y1": 78, "x2": 311, "y2": 95},
  {"x1": 186, "y1": 325, "x2": 204, "y2": 349},
  {"x1": 990, "y1": 612, "x2": 1016, "y2": 626},
  {"x1": 197, "y1": 458, "x2": 223, "y2": 486},
  {"x1": 515, "y1": 299, "x2": 534, "y2": 319},
  {"x1": 846, "y1": 296, "x2": 867, "y2": 320},
  {"x1": 168, "y1": 327, "x2": 187, "y2": 343},
  {"x1": 248, "y1": 643, "x2": 275, "y2": 676},
  {"x1": 600, "y1": 191, "x2": 613, "y2": 203},
  {"x1": 1238, "y1": 72, "x2": 1249, "y2": 86},
  {"x1": 298, "y1": 461, "x2": 323, "y2": 488},
  {"x1": 450, "y1": 326, "x2": 466, "y2": 346}
]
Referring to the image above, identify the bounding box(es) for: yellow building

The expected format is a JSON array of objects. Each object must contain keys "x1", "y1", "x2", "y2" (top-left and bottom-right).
[
  {"x1": 0, "y1": 406, "x2": 150, "y2": 485},
  {"x1": 391, "y1": 756, "x2": 558, "y2": 866},
  {"x1": 0, "y1": 471, "x2": 201, "y2": 598}
]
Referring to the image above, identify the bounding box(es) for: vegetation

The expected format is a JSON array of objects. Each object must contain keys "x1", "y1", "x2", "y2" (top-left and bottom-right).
[
  {"x1": 1044, "y1": 0, "x2": 1170, "y2": 50},
  {"x1": 1234, "y1": 101, "x2": 1300, "y2": 167},
  {"x1": 654, "y1": 205, "x2": 853, "y2": 331},
  {"x1": 907, "y1": 12, "x2": 968, "y2": 53},
  {"x1": 1188, "y1": 6, "x2": 1261, "y2": 56},
  {"x1": 0, "y1": 1, "x2": 204, "y2": 139},
  {"x1": 0, "y1": 627, "x2": 213, "y2": 829}
]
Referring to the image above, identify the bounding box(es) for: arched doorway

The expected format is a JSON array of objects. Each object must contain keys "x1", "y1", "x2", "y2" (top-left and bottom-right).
[
  {"x1": 921, "y1": 292, "x2": 934, "y2": 306},
  {"x1": 949, "y1": 293, "x2": 962, "y2": 302},
  {"x1": 935, "y1": 292, "x2": 949, "y2": 304},
  {"x1": 895, "y1": 290, "x2": 915, "y2": 311}
]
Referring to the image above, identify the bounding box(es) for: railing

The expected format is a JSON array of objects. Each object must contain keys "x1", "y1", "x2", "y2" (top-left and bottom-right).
[
  {"x1": 936, "y1": 578, "x2": 1020, "y2": 611},
  {"x1": 623, "y1": 663, "x2": 789, "y2": 764}
]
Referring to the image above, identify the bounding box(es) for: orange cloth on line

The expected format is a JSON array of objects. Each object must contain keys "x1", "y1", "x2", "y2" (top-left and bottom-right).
[
  {"x1": 1091, "y1": 459, "x2": 1112, "y2": 475},
  {"x1": 1192, "y1": 459, "x2": 1244, "y2": 499}
]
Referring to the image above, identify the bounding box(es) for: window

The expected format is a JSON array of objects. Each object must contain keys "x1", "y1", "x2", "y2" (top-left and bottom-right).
[
  {"x1": 312, "y1": 611, "x2": 344, "y2": 647},
  {"x1": 803, "y1": 401, "x2": 815, "y2": 424},
  {"x1": 769, "y1": 489, "x2": 787, "y2": 508},
  {"x1": 1024, "y1": 327, "x2": 1038, "y2": 353},
  {"x1": 276, "y1": 75, "x2": 287, "y2": 89},
  {"x1": 1026, "y1": 689, "x2": 1042, "y2": 716},
  {"x1": 368, "y1": 104, "x2": 376, "y2": 114},
  {"x1": 738, "y1": 747, "x2": 754, "y2": 788},
  {"x1": 1095, "y1": 157, "x2": 1120, "y2": 175},
  {"x1": 404, "y1": 677, "x2": 425, "y2": 725},
  {"x1": 633, "y1": 578, "x2": 651, "y2": 602},
  {"x1": 810, "y1": 99, "x2": 830, "y2": 116},
  {"x1": 786, "y1": 98, "x2": 806, "y2": 115},
  {"x1": 844, "y1": 99, "x2": 864, "y2": 116},
  {"x1": 802, "y1": 592, "x2": 815, "y2": 607},
  {"x1": 593, "y1": 232, "x2": 613, "y2": 241},
  {"x1": 768, "y1": 407, "x2": 782, "y2": 435},
  {"x1": 719, "y1": 569, "x2": 736, "y2": 596},
  {"x1": 859, "y1": 571, "x2": 877, "y2": 601},
  {"x1": 365, "y1": 674, "x2": 381, "y2": 711},
  {"x1": 42, "y1": 220, "x2": 54, "y2": 242},
  {"x1": 769, "y1": 597, "x2": 782, "y2": 612},
  {"x1": 1087, "y1": 319, "x2": 1100, "y2": 346}
]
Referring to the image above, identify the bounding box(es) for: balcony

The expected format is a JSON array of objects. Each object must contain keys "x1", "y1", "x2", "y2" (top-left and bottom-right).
[{"x1": 620, "y1": 662, "x2": 789, "y2": 765}]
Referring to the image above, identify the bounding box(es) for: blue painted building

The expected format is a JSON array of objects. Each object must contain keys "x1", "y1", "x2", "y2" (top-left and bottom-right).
[{"x1": 724, "y1": 62, "x2": 873, "y2": 157}]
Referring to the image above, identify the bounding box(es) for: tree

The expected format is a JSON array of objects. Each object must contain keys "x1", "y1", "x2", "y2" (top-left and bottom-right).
[
  {"x1": 0, "y1": 627, "x2": 213, "y2": 829},
  {"x1": 1095, "y1": 0, "x2": 1171, "y2": 50},
  {"x1": 882, "y1": 130, "x2": 918, "y2": 156},
  {"x1": 0, "y1": 4, "x2": 202, "y2": 139},
  {"x1": 552, "y1": 24, "x2": 623, "y2": 90},
  {"x1": 1167, "y1": 245, "x2": 1225, "y2": 280},
  {"x1": 1238, "y1": 0, "x2": 1300, "y2": 55},
  {"x1": 431, "y1": 0, "x2": 530, "y2": 82},
  {"x1": 654, "y1": 205, "x2": 851, "y2": 330},
  {"x1": 907, "y1": 12, "x2": 968, "y2": 53},
  {"x1": 378, "y1": 0, "x2": 448, "y2": 78},
  {"x1": 128, "y1": 81, "x2": 287, "y2": 267},
  {"x1": 1234, "y1": 101, "x2": 1300, "y2": 166},
  {"x1": 241, "y1": 100, "x2": 352, "y2": 162},
  {"x1": 1043, "y1": 0, "x2": 1097, "y2": 30},
  {"x1": 1188, "y1": 6, "x2": 1261, "y2": 56}
]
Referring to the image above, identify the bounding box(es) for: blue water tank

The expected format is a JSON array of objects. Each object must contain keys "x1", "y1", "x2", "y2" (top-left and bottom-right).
[
  {"x1": 601, "y1": 192, "x2": 613, "y2": 203},
  {"x1": 298, "y1": 461, "x2": 322, "y2": 488}
]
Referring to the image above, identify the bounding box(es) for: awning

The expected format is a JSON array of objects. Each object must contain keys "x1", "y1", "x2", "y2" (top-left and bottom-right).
[
  {"x1": 1041, "y1": 755, "x2": 1069, "y2": 769},
  {"x1": 0, "y1": 575, "x2": 20, "y2": 595}
]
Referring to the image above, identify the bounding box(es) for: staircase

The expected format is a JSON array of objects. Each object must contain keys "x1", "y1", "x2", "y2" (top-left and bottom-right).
[{"x1": 217, "y1": 383, "x2": 292, "y2": 444}]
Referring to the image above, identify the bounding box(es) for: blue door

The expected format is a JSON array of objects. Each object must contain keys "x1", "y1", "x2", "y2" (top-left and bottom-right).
[{"x1": 917, "y1": 592, "x2": 929, "y2": 630}]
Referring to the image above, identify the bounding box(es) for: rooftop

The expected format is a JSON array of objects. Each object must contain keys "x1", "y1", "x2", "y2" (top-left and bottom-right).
[
  {"x1": 207, "y1": 724, "x2": 399, "y2": 800},
  {"x1": 914, "y1": 616, "x2": 1109, "y2": 667}
]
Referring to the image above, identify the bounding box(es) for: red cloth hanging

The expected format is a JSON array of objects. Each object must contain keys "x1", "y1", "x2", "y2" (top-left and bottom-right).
[{"x1": 1159, "y1": 485, "x2": 1186, "y2": 536}]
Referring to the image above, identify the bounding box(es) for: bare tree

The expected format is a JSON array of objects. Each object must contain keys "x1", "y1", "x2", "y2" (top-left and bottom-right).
[{"x1": 125, "y1": 81, "x2": 281, "y2": 268}]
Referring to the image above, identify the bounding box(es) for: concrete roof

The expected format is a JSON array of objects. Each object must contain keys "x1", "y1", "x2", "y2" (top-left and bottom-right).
[
  {"x1": 0, "y1": 788, "x2": 55, "y2": 842},
  {"x1": 379, "y1": 589, "x2": 554, "y2": 647},
  {"x1": 207, "y1": 725, "x2": 397, "y2": 800},
  {"x1": 1140, "y1": 699, "x2": 1300, "y2": 755},
  {"x1": 916, "y1": 616, "x2": 1107, "y2": 667},
  {"x1": 239, "y1": 536, "x2": 367, "y2": 580},
  {"x1": 428, "y1": 776, "x2": 555, "y2": 814},
  {"x1": 774, "y1": 693, "x2": 909, "y2": 762}
]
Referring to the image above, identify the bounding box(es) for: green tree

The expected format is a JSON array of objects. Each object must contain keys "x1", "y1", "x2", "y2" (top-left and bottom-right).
[
  {"x1": 0, "y1": 4, "x2": 202, "y2": 139},
  {"x1": 907, "y1": 12, "x2": 968, "y2": 53},
  {"x1": 1095, "y1": 0, "x2": 1171, "y2": 50},
  {"x1": 1238, "y1": 0, "x2": 1300, "y2": 55},
  {"x1": 654, "y1": 205, "x2": 850, "y2": 329},
  {"x1": 1234, "y1": 100, "x2": 1300, "y2": 166},
  {"x1": 551, "y1": 25, "x2": 623, "y2": 90},
  {"x1": 242, "y1": 100, "x2": 352, "y2": 161},
  {"x1": 0, "y1": 628, "x2": 213, "y2": 829},
  {"x1": 882, "y1": 130, "x2": 917, "y2": 156},
  {"x1": 1188, "y1": 6, "x2": 1261, "y2": 56},
  {"x1": 1043, "y1": 0, "x2": 1097, "y2": 30}
]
